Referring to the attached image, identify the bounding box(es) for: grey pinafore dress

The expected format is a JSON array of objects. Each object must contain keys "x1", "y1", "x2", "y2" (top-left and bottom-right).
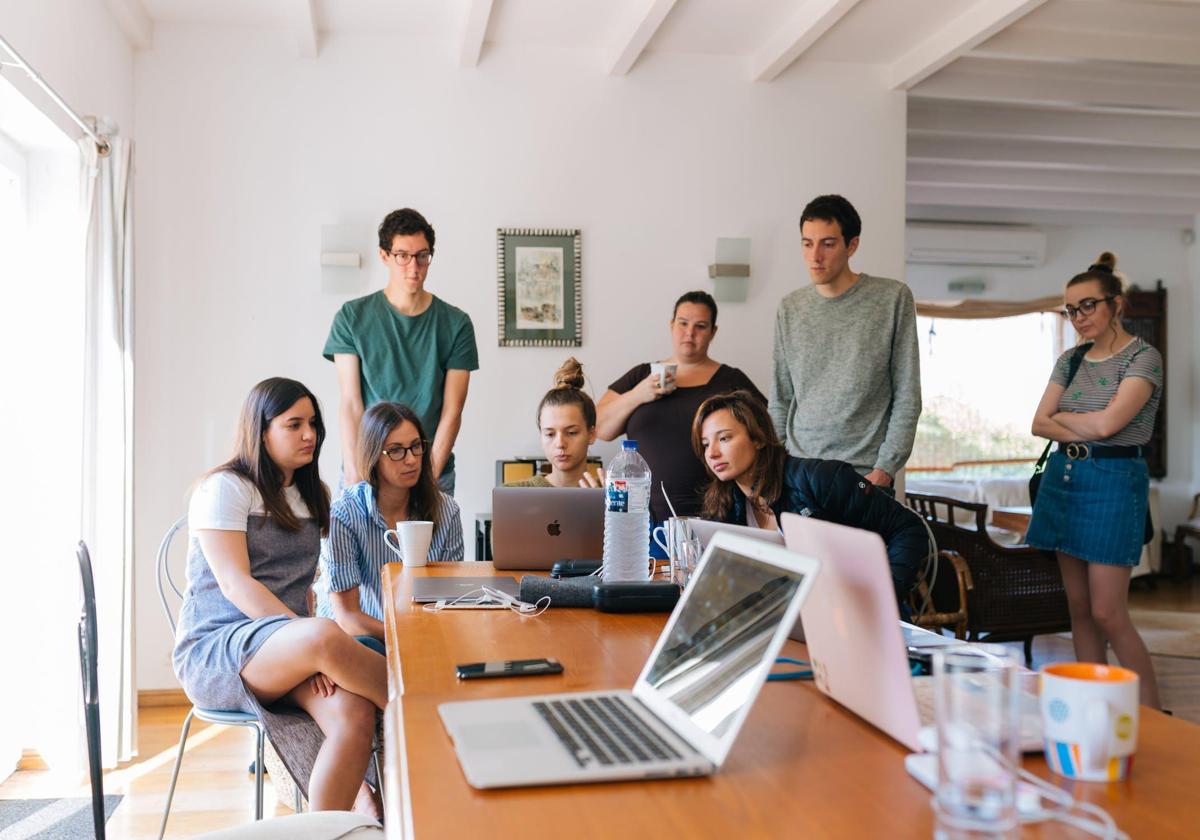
[{"x1": 172, "y1": 503, "x2": 371, "y2": 798}]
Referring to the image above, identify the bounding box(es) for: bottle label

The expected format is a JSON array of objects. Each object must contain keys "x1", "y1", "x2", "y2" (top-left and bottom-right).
[{"x1": 606, "y1": 480, "x2": 628, "y2": 512}]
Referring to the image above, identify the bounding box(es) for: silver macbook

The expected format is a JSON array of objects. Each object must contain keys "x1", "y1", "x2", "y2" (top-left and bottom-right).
[
  {"x1": 687, "y1": 518, "x2": 784, "y2": 550},
  {"x1": 780, "y1": 513, "x2": 1042, "y2": 753},
  {"x1": 438, "y1": 532, "x2": 821, "y2": 788},
  {"x1": 411, "y1": 576, "x2": 519, "y2": 605},
  {"x1": 491, "y1": 487, "x2": 604, "y2": 570}
]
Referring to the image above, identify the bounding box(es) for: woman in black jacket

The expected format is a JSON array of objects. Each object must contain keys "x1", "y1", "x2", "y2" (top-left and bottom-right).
[{"x1": 692, "y1": 390, "x2": 928, "y2": 609}]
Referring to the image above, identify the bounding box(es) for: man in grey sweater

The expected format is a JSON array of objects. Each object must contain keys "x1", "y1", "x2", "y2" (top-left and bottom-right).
[{"x1": 769, "y1": 194, "x2": 921, "y2": 491}]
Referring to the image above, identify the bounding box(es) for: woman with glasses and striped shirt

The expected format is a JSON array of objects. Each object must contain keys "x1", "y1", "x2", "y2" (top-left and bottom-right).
[{"x1": 317, "y1": 402, "x2": 464, "y2": 650}]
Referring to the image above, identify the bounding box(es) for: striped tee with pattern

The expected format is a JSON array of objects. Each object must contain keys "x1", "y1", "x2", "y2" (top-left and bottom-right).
[{"x1": 1049, "y1": 337, "x2": 1162, "y2": 446}]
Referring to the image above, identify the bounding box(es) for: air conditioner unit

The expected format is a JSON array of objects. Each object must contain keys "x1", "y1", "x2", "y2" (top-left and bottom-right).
[{"x1": 906, "y1": 224, "x2": 1046, "y2": 267}]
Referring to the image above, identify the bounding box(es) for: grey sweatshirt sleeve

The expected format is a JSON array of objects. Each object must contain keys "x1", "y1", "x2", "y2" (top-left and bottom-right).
[
  {"x1": 875, "y1": 285, "x2": 922, "y2": 476},
  {"x1": 768, "y1": 305, "x2": 792, "y2": 443}
]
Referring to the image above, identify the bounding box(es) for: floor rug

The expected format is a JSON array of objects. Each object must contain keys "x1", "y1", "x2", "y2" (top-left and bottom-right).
[
  {"x1": 0, "y1": 795, "x2": 122, "y2": 839},
  {"x1": 1057, "y1": 609, "x2": 1200, "y2": 659}
]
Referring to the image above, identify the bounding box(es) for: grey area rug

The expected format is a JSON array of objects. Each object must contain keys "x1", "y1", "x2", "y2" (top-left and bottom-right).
[{"x1": 0, "y1": 795, "x2": 122, "y2": 839}]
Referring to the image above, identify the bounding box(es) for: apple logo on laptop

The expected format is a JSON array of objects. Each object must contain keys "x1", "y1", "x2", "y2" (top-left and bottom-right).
[{"x1": 547, "y1": 520, "x2": 562, "y2": 537}]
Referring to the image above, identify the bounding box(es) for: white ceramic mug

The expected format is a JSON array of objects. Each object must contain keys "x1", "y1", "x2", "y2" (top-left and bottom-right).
[
  {"x1": 383, "y1": 520, "x2": 434, "y2": 568},
  {"x1": 652, "y1": 516, "x2": 691, "y2": 558},
  {"x1": 1040, "y1": 662, "x2": 1139, "y2": 782},
  {"x1": 650, "y1": 362, "x2": 677, "y2": 393}
]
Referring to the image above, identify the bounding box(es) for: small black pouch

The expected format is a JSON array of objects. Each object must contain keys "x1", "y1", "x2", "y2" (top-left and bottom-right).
[{"x1": 592, "y1": 581, "x2": 681, "y2": 613}]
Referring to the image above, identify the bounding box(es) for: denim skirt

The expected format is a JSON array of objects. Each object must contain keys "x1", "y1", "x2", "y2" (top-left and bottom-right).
[{"x1": 1025, "y1": 450, "x2": 1148, "y2": 567}]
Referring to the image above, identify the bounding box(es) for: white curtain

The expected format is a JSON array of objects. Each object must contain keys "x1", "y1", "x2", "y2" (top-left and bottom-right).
[{"x1": 79, "y1": 126, "x2": 136, "y2": 767}]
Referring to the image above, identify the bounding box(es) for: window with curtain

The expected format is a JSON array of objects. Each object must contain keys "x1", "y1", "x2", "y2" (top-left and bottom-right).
[{"x1": 908, "y1": 309, "x2": 1077, "y2": 479}]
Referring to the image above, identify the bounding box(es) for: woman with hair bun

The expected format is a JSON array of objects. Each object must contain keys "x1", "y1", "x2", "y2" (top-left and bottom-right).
[
  {"x1": 507, "y1": 357, "x2": 598, "y2": 488},
  {"x1": 1028, "y1": 251, "x2": 1162, "y2": 707}
]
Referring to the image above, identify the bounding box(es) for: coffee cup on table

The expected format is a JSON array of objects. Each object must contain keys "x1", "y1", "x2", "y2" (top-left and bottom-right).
[
  {"x1": 1040, "y1": 662, "x2": 1139, "y2": 782},
  {"x1": 383, "y1": 521, "x2": 434, "y2": 568},
  {"x1": 650, "y1": 362, "x2": 677, "y2": 393}
]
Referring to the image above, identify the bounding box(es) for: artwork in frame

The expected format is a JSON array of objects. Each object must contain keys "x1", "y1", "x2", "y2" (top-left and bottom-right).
[{"x1": 497, "y1": 228, "x2": 582, "y2": 347}]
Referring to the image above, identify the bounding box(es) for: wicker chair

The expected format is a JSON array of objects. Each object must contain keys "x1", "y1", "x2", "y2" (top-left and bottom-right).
[
  {"x1": 905, "y1": 492, "x2": 1070, "y2": 665},
  {"x1": 908, "y1": 549, "x2": 972, "y2": 641}
]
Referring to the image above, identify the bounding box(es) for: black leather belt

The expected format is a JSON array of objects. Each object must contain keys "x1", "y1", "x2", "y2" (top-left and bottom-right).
[{"x1": 1059, "y1": 443, "x2": 1149, "y2": 460}]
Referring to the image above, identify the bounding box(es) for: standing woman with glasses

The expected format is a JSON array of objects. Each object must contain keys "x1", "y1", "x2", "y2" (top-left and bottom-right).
[
  {"x1": 1027, "y1": 252, "x2": 1162, "y2": 707},
  {"x1": 173, "y1": 378, "x2": 386, "y2": 814},
  {"x1": 317, "y1": 402, "x2": 463, "y2": 648}
]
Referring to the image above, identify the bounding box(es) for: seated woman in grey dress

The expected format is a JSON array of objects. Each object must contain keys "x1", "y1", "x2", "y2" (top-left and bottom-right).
[
  {"x1": 317, "y1": 402, "x2": 464, "y2": 648},
  {"x1": 172, "y1": 377, "x2": 386, "y2": 814}
]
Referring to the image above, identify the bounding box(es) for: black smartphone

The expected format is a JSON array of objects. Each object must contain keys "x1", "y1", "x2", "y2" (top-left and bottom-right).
[{"x1": 455, "y1": 658, "x2": 564, "y2": 680}]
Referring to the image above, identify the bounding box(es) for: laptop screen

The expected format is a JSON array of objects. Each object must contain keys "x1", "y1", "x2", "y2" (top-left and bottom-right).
[{"x1": 642, "y1": 545, "x2": 808, "y2": 739}]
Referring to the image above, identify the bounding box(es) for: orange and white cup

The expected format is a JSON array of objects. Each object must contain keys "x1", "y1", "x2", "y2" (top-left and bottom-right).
[{"x1": 1040, "y1": 663, "x2": 1138, "y2": 782}]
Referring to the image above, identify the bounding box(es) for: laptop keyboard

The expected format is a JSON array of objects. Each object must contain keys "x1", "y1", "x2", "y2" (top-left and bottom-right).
[{"x1": 532, "y1": 695, "x2": 686, "y2": 768}]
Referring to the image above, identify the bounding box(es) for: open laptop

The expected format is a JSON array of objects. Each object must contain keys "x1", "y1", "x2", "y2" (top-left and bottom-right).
[
  {"x1": 491, "y1": 487, "x2": 605, "y2": 570},
  {"x1": 686, "y1": 518, "x2": 784, "y2": 550},
  {"x1": 780, "y1": 513, "x2": 1042, "y2": 753},
  {"x1": 438, "y1": 532, "x2": 820, "y2": 788}
]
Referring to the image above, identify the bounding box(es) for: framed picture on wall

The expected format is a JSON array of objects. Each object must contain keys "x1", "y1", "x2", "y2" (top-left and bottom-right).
[{"x1": 497, "y1": 228, "x2": 582, "y2": 347}]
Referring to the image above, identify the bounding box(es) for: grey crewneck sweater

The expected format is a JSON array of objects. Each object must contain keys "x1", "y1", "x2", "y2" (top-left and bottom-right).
[{"x1": 768, "y1": 273, "x2": 921, "y2": 477}]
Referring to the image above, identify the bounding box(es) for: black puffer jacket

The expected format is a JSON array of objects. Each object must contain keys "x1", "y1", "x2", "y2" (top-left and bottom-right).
[{"x1": 723, "y1": 456, "x2": 928, "y2": 606}]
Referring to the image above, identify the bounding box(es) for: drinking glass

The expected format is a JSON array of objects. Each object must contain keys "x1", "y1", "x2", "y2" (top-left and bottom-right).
[{"x1": 672, "y1": 537, "x2": 703, "y2": 588}]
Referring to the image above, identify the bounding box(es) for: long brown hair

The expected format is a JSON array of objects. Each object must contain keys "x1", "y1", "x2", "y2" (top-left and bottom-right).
[
  {"x1": 536, "y1": 357, "x2": 596, "y2": 429},
  {"x1": 691, "y1": 390, "x2": 786, "y2": 521},
  {"x1": 356, "y1": 402, "x2": 442, "y2": 525},
  {"x1": 213, "y1": 377, "x2": 330, "y2": 534}
]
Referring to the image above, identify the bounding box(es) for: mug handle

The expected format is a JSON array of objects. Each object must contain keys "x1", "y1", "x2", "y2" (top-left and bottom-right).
[
  {"x1": 383, "y1": 529, "x2": 404, "y2": 560},
  {"x1": 651, "y1": 525, "x2": 669, "y2": 555},
  {"x1": 1081, "y1": 698, "x2": 1112, "y2": 774}
]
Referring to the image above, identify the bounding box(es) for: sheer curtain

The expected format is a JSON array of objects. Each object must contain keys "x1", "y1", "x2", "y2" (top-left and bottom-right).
[{"x1": 79, "y1": 125, "x2": 136, "y2": 766}]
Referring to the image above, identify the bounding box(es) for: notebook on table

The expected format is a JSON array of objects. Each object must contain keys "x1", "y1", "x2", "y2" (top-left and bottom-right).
[{"x1": 437, "y1": 531, "x2": 821, "y2": 788}]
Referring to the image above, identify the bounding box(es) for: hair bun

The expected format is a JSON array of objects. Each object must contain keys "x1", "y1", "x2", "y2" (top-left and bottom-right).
[
  {"x1": 1089, "y1": 251, "x2": 1117, "y2": 274},
  {"x1": 552, "y1": 357, "x2": 585, "y2": 390}
]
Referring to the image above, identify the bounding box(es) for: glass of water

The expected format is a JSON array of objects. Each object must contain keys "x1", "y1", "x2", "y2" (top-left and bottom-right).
[
  {"x1": 672, "y1": 537, "x2": 703, "y2": 588},
  {"x1": 932, "y1": 645, "x2": 1020, "y2": 840}
]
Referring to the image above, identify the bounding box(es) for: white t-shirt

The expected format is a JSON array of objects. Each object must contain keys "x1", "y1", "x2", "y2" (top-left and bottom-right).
[{"x1": 188, "y1": 471, "x2": 312, "y2": 532}]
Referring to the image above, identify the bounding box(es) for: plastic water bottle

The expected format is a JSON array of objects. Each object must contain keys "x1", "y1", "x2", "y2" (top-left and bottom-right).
[{"x1": 602, "y1": 440, "x2": 651, "y2": 582}]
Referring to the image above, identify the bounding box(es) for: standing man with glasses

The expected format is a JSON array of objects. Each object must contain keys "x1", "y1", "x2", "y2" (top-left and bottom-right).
[
  {"x1": 769, "y1": 194, "x2": 921, "y2": 495},
  {"x1": 324, "y1": 208, "x2": 478, "y2": 494}
]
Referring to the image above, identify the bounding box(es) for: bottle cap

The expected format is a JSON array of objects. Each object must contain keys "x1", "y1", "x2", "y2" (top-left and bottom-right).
[{"x1": 622, "y1": 440, "x2": 638, "y2": 450}]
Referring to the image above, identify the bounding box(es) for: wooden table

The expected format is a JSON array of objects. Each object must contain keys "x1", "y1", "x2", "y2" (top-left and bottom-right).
[
  {"x1": 382, "y1": 562, "x2": 1200, "y2": 838},
  {"x1": 992, "y1": 505, "x2": 1033, "y2": 534}
]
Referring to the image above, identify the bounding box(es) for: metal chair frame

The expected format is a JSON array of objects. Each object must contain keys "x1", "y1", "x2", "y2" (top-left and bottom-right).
[{"x1": 76, "y1": 541, "x2": 107, "y2": 840}]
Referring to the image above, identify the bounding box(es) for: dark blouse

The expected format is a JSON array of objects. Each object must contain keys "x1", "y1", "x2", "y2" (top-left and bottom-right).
[{"x1": 608, "y1": 363, "x2": 766, "y2": 523}]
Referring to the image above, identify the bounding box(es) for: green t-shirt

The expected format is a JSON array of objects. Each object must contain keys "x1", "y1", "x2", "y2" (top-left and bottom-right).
[{"x1": 324, "y1": 292, "x2": 479, "y2": 474}]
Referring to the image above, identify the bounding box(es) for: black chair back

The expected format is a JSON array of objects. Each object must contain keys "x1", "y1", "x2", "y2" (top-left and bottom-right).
[{"x1": 76, "y1": 541, "x2": 106, "y2": 840}]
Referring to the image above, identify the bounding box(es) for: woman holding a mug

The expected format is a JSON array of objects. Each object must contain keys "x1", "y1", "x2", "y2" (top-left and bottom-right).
[
  {"x1": 317, "y1": 402, "x2": 463, "y2": 649},
  {"x1": 597, "y1": 291, "x2": 765, "y2": 536},
  {"x1": 173, "y1": 377, "x2": 385, "y2": 813}
]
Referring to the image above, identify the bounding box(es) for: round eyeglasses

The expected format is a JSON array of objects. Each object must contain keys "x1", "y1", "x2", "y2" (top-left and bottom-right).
[
  {"x1": 389, "y1": 250, "x2": 433, "y2": 267},
  {"x1": 1060, "y1": 296, "x2": 1115, "y2": 320},
  {"x1": 383, "y1": 440, "x2": 427, "y2": 461}
]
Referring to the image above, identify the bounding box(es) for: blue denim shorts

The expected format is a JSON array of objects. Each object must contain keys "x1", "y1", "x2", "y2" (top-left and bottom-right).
[{"x1": 1025, "y1": 450, "x2": 1148, "y2": 567}]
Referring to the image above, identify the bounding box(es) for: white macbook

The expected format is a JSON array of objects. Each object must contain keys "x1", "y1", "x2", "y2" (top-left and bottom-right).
[
  {"x1": 686, "y1": 518, "x2": 784, "y2": 549},
  {"x1": 438, "y1": 532, "x2": 820, "y2": 788},
  {"x1": 491, "y1": 487, "x2": 605, "y2": 571},
  {"x1": 780, "y1": 513, "x2": 1042, "y2": 753}
]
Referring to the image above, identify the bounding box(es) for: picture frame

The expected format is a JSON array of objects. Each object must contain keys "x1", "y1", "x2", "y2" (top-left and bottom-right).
[{"x1": 497, "y1": 227, "x2": 582, "y2": 347}]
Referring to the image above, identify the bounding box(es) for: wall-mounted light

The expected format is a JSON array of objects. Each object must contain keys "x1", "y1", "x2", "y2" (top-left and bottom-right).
[
  {"x1": 708, "y1": 237, "x2": 750, "y2": 302},
  {"x1": 321, "y1": 224, "x2": 368, "y2": 294}
]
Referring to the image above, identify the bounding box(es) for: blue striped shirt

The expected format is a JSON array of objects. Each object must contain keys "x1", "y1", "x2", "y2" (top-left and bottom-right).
[{"x1": 316, "y1": 481, "x2": 464, "y2": 621}]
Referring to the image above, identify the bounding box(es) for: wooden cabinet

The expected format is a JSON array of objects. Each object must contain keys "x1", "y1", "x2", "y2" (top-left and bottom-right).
[{"x1": 1123, "y1": 282, "x2": 1166, "y2": 478}]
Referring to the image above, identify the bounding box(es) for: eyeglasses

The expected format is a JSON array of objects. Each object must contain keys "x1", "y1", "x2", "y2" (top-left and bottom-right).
[
  {"x1": 389, "y1": 250, "x2": 433, "y2": 267},
  {"x1": 382, "y1": 440, "x2": 427, "y2": 461},
  {"x1": 1060, "y1": 296, "x2": 1115, "y2": 320}
]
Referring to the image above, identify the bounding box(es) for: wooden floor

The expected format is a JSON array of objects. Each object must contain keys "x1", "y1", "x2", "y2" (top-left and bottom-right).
[{"x1": 1, "y1": 576, "x2": 1196, "y2": 838}]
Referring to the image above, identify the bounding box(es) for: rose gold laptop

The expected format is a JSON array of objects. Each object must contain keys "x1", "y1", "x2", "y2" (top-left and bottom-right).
[{"x1": 780, "y1": 513, "x2": 1042, "y2": 753}]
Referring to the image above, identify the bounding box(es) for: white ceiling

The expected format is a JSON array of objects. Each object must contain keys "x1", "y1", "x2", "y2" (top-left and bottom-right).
[{"x1": 119, "y1": 0, "x2": 1200, "y2": 227}]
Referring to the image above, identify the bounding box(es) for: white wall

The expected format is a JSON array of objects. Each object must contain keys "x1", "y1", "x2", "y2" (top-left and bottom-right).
[
  {"x1": 132, "y1": 25, "x2": 908, "y2": 688},
  {"x1": 905, "y1": 224, "x2": 1198, "y2": 527},
  {"x1": 0, "y1": 0, "x2": 135, "y2": 140}
]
